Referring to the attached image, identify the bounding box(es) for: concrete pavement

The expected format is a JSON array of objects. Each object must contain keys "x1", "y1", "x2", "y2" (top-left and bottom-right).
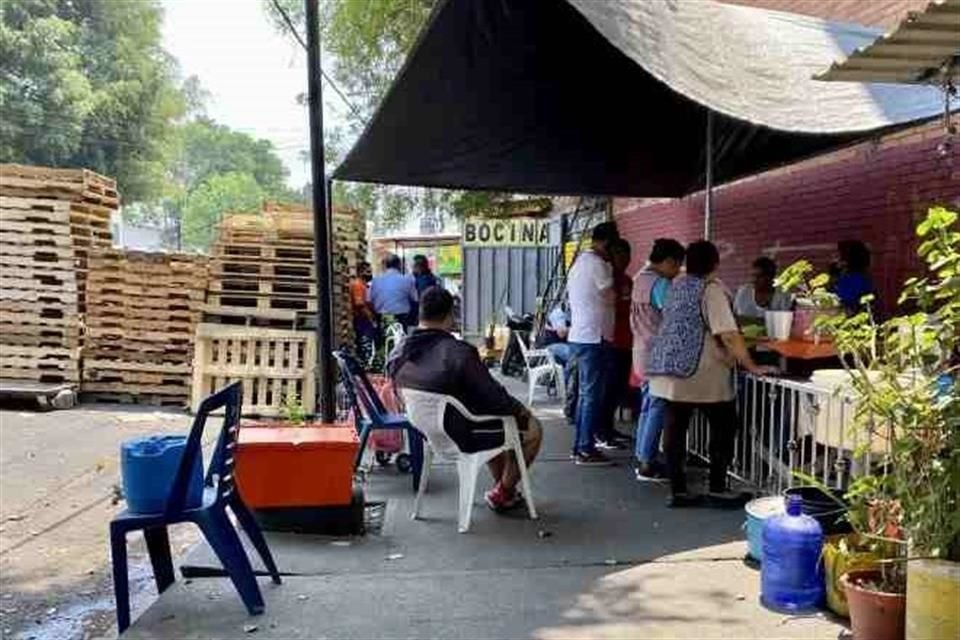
[{"x1": 122, "y1": 380, "x2": 848, "y2": 639}]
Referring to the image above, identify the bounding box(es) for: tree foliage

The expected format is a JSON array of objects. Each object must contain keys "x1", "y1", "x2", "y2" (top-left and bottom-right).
[
  {"x1": 133, "y1": 118, "x2": 299, "y2": 251},
  {"x1": 0, "y1": 0, "x2": 186, "y2": 201},
  {"x1": 175, "y1": 118, "x2": 292, "y2": 198},
  {"x1": 182, "y1": 172, "x2": 266, "y2": 250},
  {"x1": 263, "y1": 0, "x2": 505, "y2": 230}
]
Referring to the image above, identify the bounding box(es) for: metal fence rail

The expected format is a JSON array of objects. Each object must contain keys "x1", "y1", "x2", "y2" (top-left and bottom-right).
[{"x1": 688, "y1": 373, "x2": 889, "y2": 496}]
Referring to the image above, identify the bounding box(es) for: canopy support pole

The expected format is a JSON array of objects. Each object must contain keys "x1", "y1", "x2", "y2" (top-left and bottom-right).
[
  {"x1": 704, "y1": 110, "x2": 714, "y2": 240},
  {"x1": 305, "y1": 0, "x2": 336, "y2": 422}
]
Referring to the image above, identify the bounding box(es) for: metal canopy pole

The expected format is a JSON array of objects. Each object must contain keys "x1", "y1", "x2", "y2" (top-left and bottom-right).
[
  {"x1": 305, "y1": 0, "x2": 336, "y2": 422},
  {"x1": 703, "y1": 110, "x2": 714, "y2": 240}
]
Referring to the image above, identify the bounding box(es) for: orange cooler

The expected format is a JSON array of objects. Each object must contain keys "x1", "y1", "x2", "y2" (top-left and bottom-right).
[{"x1": 235, "y1": 425, "x2": 359, "y2": 508}]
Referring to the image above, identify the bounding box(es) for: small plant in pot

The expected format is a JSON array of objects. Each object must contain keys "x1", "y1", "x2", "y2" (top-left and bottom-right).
[
  {"x1": 773, "y1": 260, "x2": 841, "y2": 343},
  {"x1": 815, "y1": 206, "x2": 959, "y2": 640}
]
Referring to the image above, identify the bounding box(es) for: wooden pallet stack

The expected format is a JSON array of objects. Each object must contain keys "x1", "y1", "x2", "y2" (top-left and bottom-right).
[
  {"x1": 205, "y1": 202, "x2": 366, "y2": 348},
  {"x1": 0, "y1": 197, "x2": 82, "y2": 384},
  {"x1": 0, "y1": 164, "x2": 117, "y2": 312},
  {"x1": 206, "y1": 205, "x2": 317, "y2": 325},
  {"x1": 83, "y1": 249, "x2": 209, "y2": 405},
  {"x1": 194, "y1": 203, "x2": 366, "y2": 415},
  {"x1": 331, "y1": 206, "x2": 367, "y2": 348}
]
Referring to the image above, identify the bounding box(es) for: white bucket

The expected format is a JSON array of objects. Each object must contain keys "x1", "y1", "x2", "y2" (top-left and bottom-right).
[{"x1": 765, "y1": 310, "x2": 794, "y2": 342}]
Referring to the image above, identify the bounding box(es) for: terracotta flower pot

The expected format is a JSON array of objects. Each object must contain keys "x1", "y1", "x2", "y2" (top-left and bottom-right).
[{"x1": 841, "y1": 569, "x2": 906, "y2": 640}]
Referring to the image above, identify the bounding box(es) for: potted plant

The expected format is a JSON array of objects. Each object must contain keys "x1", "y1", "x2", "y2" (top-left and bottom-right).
[
  {"x1": 774, "y1": 260, "x2": 841, "y2": 342},
  {"x1": 812, "y1": 206, "x2": 959, "y2": 640}
]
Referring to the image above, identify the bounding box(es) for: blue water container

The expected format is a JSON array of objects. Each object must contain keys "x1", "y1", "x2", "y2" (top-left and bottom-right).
[
  {"x1": 761, "y1": 493, "x2": 825, "y2": 612},
  {"x1": 121, "y1": 436, "x2": 204, "y2": 514}
]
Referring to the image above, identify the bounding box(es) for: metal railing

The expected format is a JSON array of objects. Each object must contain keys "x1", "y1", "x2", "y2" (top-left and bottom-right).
[{"x1": 688, "y1": 373, "x2": 889, "y2": 496}]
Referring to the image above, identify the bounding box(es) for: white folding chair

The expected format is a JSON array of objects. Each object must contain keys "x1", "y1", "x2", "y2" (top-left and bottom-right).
[
  {"x1": 516, "y1": 332, "x2": 566, "y2": 406},
  {"x1": 400, "y1": 388, "x2": 538, "y2": 533}
]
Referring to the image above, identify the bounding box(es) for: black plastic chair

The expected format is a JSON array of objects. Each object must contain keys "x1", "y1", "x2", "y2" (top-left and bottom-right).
[
  {"x1": 333, "y1": 350, "x2": 425, "y2": 491},
  {"x1": 109, "y1": 382, "x2": 281, "y2": 633}
]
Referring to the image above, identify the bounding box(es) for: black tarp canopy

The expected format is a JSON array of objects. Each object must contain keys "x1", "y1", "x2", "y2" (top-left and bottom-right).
[{"x1": 333, "y1": 0, "x2": 946, "y2": 196}]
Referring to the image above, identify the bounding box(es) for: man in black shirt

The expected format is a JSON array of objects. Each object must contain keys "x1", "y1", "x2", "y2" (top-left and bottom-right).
[{"x1": 388, "y1": 287, "x2": 543, "y2": 512}]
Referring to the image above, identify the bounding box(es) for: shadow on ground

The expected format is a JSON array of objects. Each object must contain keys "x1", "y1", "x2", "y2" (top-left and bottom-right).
[{"x1": 121, "y1": 383, "x2": 846, "y2": 639}]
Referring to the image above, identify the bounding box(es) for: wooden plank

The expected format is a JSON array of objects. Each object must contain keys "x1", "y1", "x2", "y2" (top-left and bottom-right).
[
  {"x1": 0, "y1": 311, "x2": 80, "y2": 328},
  {"x1": 0, "y1": 368, "x2": 79, "y2": 384},
  {"x1": 1, "y1": 345, "x2": 78, "y2": 360},
  {"x1": 1, "y1": 219, "x2": 73, "y2": 237},
  {"x1": 0, "y1": 357, "x2": 79, "y2": 373},
  {"x1": 0, "y1": 274, "x2": 78, "y2": 292},
  {"x1": 84, "y1": 316, "x2": 197, "y2": 333},
  {"x1": 80, "y1": 382, "x2": 187, "y2": 396}
]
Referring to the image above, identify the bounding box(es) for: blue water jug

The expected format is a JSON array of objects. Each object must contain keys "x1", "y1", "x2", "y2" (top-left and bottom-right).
[
  {"x1": 761, "y1": 493, "x2": 825, "y2": 612},
  {"x1": 121, "y1": 435, "x2": 204, "y2": 514}
]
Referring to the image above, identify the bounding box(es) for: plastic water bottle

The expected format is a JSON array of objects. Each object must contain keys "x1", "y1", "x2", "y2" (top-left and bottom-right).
[{"x1": 761, "y1": 493, "x2": 825, "y2": 612}]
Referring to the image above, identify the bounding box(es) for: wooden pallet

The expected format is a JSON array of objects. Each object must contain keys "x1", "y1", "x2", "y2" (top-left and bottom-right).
[
  {"x1": 207, "y1": 204, "x2": 366, "y2": 348},
  {"x1": 0, "y1": 164, "x2": 119, "y2": 206},
  {"x1": 79, "y1": 392, "x2": 186, "y2": 407},
  {"x1": 80, "y1": 247, "x2": 208, "y2": 401},
  {"x1": 191, "y1": 323, "x2": 316, "y2": 416}
]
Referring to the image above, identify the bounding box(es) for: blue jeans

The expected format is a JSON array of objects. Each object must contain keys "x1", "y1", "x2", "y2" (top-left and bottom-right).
[
  {"x1": 635, "y1": 383, "x2": 667, "y2": 464},
  {"x1": 546, "y1": 342, "x2": 574, "y2": 392},
  {"x1": 571, "y1": 341, "x2": 611, "y2": 454}
]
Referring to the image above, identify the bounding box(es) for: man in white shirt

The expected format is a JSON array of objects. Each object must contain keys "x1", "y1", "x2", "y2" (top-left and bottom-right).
[{"x1": 566, "y1": 222, "x2": 618, "y2": 465}]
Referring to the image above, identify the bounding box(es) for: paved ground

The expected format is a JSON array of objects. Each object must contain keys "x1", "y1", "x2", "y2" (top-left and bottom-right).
[
  {"x1": 119, "y1": 380, "x2": 849, "y2": 640},
  {"x1": 0, "y1": 400, "x2": 198, "y2": 640}
]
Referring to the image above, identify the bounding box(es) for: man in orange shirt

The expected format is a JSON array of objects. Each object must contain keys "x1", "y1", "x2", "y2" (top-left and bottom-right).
[{"x1": 350, "y1": 261, "x2": 376, "y2": 360}]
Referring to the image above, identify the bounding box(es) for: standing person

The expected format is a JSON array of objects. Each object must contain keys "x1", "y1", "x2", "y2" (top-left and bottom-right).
[
  {"x1": 733, "y1": 256, "x2": 792, "y2": 322},
  {"x1": 412, "y1": 254, "x2": 441, "y2": 294},
  {"x1": 368, "y1": 254, "x2": 418, "y2": 330},
  {"x1": 567, "y1": 222, "x2": 618, "y2": 466},
  {"x1": 410, "y1": 254, "x2": 441, "y2": 323},
  {"x1": 646, "y1": 241, "x2": 774, "y2": 507},
  {"x1": 630, "y1": 238, "x2": 686, "y2": 481},
  {"x1": 350, "y1": 261, "x2": 377, "y2": 362},
  {"x1": 832, "y1": 240, "x2": 874, "y2": 313},
  {"x1": 595, "y1": 238, "x2": 634, "y2": 450}
]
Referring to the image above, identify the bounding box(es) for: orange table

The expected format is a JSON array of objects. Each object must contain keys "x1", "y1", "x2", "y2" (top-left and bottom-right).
[{"x1": 763, "y1": 339, "x2": 838, "y2": 360}]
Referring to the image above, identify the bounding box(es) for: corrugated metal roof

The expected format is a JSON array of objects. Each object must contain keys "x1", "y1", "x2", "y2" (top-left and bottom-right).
[{"x1": 816, "y1": 0, "x2": 960, "y2": 84}]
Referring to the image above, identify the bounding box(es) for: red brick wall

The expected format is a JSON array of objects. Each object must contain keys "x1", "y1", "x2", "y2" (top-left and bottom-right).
[
  {"x1": 721, "y1": 0, "x2": 930, "y2": 29},
  {"x1": 614, "y1": 121, "x2": 960, "y2": 314}
]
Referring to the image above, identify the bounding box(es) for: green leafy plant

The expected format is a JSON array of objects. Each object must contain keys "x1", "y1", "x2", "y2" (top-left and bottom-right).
[
  {"x1": 774, "y1": 260, "x2": 840, "y2": 309},
  {"x1": 814, "y1": 207, "x2": 960, "y2": 576},
  {"x1": 280, "y1": 391, "x2": 308, "y2": 426}
]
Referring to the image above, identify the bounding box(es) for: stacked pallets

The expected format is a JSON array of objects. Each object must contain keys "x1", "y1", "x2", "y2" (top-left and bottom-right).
[
  {"x1": 83, "y1": 249, "x2": 208, "y2": 405},
  {"x1": 0, "y1": 198, "x2": 81, "y2": 384},
  {"x1": 0, "y1": 164, "x2": 117, "y2": 312},
  {"x1": 0, "y1": 164, "x2": 117, "y2": 386},
  {"x1": 331, "y1": 206, "x2": 367, "y2": 347},
  {"x1": 194, "y1": 203, "x2": 366, "y2": 415},
  {"x1": 205, "y1": 203, "x2": 366, "y2": 348},
  {"x1": 206, "y1": 206, "x2": 317, "y2": 324}
]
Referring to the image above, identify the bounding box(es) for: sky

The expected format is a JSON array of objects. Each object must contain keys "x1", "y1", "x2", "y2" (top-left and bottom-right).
[{"x1": 161, "y1": 0, "x2": 349, "y2": 189}]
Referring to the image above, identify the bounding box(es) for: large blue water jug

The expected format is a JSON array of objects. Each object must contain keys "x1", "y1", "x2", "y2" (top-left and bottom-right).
[
  {"x1": 121, "y1": 435, "x2": 204, "y2": 514},
  {"x1": 761, "y1": 493, "x2": 825, "y2": 612}
]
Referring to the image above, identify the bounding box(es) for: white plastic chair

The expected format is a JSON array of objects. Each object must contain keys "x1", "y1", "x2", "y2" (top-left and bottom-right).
[
  {"x1": 516, "y1": 332, "x2": 566, "y2": 406},
  {"x1": 400, "y1": 388, "x2": 538, "y2": 533}
]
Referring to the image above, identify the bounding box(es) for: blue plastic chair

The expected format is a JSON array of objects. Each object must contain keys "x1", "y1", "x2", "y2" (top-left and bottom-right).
[
  {"x1": 333, "y1": 350, "x2": 425, "y2": 491},
  {"x1": 109, "y1": 382, "x2": 282, "y2": 633}
]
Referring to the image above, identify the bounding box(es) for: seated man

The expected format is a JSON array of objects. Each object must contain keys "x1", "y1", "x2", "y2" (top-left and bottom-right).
[{"x1": 387, "y1": 287, "x2": 543, "y2": 512}]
